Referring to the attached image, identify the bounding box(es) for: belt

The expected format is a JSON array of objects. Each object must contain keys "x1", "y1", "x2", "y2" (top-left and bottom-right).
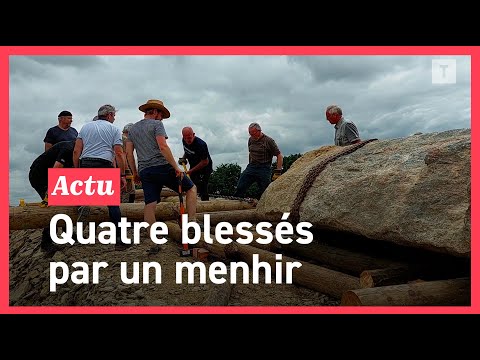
[
  {"x1": 80, "y1": 157, "x2": 113, "y2": 166},
  {"x1": 248, "y1": 162, "x2": 271, "y2": 168}
]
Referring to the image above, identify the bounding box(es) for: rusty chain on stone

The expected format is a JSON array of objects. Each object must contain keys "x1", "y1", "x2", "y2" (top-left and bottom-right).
[{"x1": 289, "y1": 139, "x2": 378, "y2": 225}]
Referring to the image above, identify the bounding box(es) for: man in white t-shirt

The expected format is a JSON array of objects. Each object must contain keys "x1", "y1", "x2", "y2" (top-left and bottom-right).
[{"x1": 73, "y1": 104, "x2": 128, "y2": 250}]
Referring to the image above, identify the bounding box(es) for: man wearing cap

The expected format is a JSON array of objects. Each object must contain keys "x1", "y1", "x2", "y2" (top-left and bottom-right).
[
  {"x1": 233, "y1": 122, "x2": 283, "y2": 199},
  {"x1": 325, "y1": 105, "x2": 361, "y2": 146},
  {"x1": 125, "y1": 99, "x2": 198, "y2": 228},
  {"x1": 43, "y1": 110, "x2": 78, "y2": 152},
  {"x1": 73, "y1": 104, "x2": 127, "y2": 250},
  {"x1": 180, "y1": 126, "x2": 213, "y2": 201}
]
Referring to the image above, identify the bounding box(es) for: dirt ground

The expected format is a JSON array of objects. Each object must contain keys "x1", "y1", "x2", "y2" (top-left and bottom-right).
[{"x1": 9, "y1": 228, "x2": 340, "y2": 307}]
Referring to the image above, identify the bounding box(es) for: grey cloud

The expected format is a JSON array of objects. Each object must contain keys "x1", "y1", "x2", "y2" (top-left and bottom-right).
[
  {"x1": 24, "y1": 56, "x2": 104, "y2": 68},
  {"x1": 9, "y1": 55, "x2": 471, "y2": 204}
]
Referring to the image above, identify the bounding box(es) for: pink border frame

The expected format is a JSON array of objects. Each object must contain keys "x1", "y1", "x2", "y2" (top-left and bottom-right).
[{"x1": 2, "y1": 46, "x2": 476, "y2": 314}]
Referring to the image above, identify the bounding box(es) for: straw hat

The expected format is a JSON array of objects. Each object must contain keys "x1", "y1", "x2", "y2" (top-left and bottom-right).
[{"x1": 138, "y1": 99, "x2": 170, "y2": 118}]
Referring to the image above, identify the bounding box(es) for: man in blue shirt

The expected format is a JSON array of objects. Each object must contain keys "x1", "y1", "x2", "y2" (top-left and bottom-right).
[{"x1": 43, "y1": 110, "x2": 78, "y2": 152}]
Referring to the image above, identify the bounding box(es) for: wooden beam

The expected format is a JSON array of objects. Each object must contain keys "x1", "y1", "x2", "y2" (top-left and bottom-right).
[
  {"x1": 360, "y1": 267, "x2": 414, "y2": 288},
  {"x1": 238, "y1": 227, "x2": 411, "y2": 276},
  {"x1": 223, "y1": 243, "x2": 359, "y2": 299},
  {"x1": 9, "y1": 200, "x2": 255, "y2": 230},
  {"x1": 341, "y1": 278, "x2": 470, "y2": 306},
  {"x1": 197, "y1": 209, "x2": 258, "y2": 226},
  {"x1": 164, "y1": 221, "x2": 228, "y2": 260},
  {"x1": 164, "y1": 222, "x2": 235, "y2": 305},
  {"x1": 202, "y1": 226, "x2": 277, "y2": 252},
  {"x1": 202, "y1": 266, "x2": 234, "y2": 306},
  {"x1": 280, "y1": 239, "x2": 465, "y2": 282},
  {"x1": 165, "y1": 221, "x2": 359, "y2": 298},
  {"x1": 135, "y1": 188, "x2": 178, "y2": 202},
  {"x1": 280, "y1": 241, "x2": 406, "y2": 275}
]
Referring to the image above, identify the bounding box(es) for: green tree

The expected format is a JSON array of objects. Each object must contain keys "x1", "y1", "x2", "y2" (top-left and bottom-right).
[
  {"x1": 209, "y1": 163, "x2": 241, "y2": 196},
  {"x1": 272, "y1": 153, "x2": 302, "y2": 174},
  {"x1": 245, "y1": 182, "x2": 261, "y2": 199},
  {"x1": 209, "y1": 153, "x2": 303, "y2": 199},
  {"x1": 209, "y1": 163, "x2": 262, "y2": 199}
]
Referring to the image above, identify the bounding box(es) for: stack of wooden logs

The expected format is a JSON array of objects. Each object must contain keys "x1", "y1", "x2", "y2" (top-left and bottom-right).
[{"x1": 9, "y1": 188, "x2": 470, "y2": 306}]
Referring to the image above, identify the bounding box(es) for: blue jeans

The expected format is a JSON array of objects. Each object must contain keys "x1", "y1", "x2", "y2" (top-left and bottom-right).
[
  {"x1": 80, "y1": 158, "x2": 122, "y2": 237},
  {"x1": 233, "y1": 164, "x2": 271, "y2": 198},
  {"x1": 190, "y1": 171, "x2": 211, "y2": 201},
  {"x1": 140, "y1": 164, "x2": 194, "y2": 204}
]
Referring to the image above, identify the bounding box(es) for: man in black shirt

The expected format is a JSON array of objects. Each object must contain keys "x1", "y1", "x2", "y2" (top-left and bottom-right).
[
  {"x1": 179, "y1": 127, "x2": 213, "y2": 201},
  {"x1": 43, "y1": 110, "x2": 78, "y2": 152},
  {"x1": 29, "y1": 140, "x2": 75, "y2": 253}
]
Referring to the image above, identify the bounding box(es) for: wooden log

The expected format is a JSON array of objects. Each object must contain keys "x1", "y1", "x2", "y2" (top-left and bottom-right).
[
  {"x1": 236, "y1": 226, "x2": 410, "y2": 276},
  {"x1": 200, "y1": 223, "x2": 277, "y2": 252},
  {"x1": 224, "y1": 243, "x2": 359, "y2": 299},
  {"x1": 165, "y1": 221, "x2": 359, "y2": 298},
  {"x1": 360, "y1": 267, "x2": 413, "y2": 288},
  {"x1": 203, "y1": 281, "x2": 234, "y2": 306},
  {"x1": 164, "y1": 221, "x2": 228, "y2": 260},
  {"x1": 21, "y1": 202, "x2": 43, "y2": 207},
  {"x1": 280, "y1": 240, "x2": 463, "y2": 281},
  {"x1": 280, "y1": 241, "x2": 407, "y2": 275},
  {"x1": 135, "y1": 188, "x2": 179, "y2": 202},
  {"x1": 197, "y1": 209, "x2": 258, "y2": 226},
  {"x1": 202, "y1": 266, "x2": 234, "y2": 306},
  {"x1": 164, "y1": 222, "x2": 235, "y2": 305},
  {"x1": 165, "y1": 220, "x2": 276, "y2": 257},
  {"x1": 341, "y1": 277, "x2": 470, "y2": 306},
  {"x1": 192, "y1": 200, "x2": 254, "y2": 213},
  {"x1": 9, "y1": 200, "x2": 255, "y2": 230},
  {"x1": 228, "y1": 230, "x2": 278, "y2": 252}
]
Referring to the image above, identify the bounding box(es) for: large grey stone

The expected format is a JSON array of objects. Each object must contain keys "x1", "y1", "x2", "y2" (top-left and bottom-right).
[{"x1": 257, "y1": 129, "x2": 471, "y2": 257}]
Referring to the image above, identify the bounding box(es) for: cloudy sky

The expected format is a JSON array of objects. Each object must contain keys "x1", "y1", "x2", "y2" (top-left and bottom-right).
[{"x1": 9, "y1": 55, "x2": 470, "y2": 204}]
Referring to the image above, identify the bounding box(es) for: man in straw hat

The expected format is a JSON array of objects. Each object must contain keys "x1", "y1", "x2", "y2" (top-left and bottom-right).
[{"x1": 125, "y1": 99, "x2": 198, "y2": 229}]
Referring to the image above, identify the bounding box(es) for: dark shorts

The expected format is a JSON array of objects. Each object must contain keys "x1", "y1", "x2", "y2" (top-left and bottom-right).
[{"x1": 140, "y1": 164, "x2": 194, "y2": 204}]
